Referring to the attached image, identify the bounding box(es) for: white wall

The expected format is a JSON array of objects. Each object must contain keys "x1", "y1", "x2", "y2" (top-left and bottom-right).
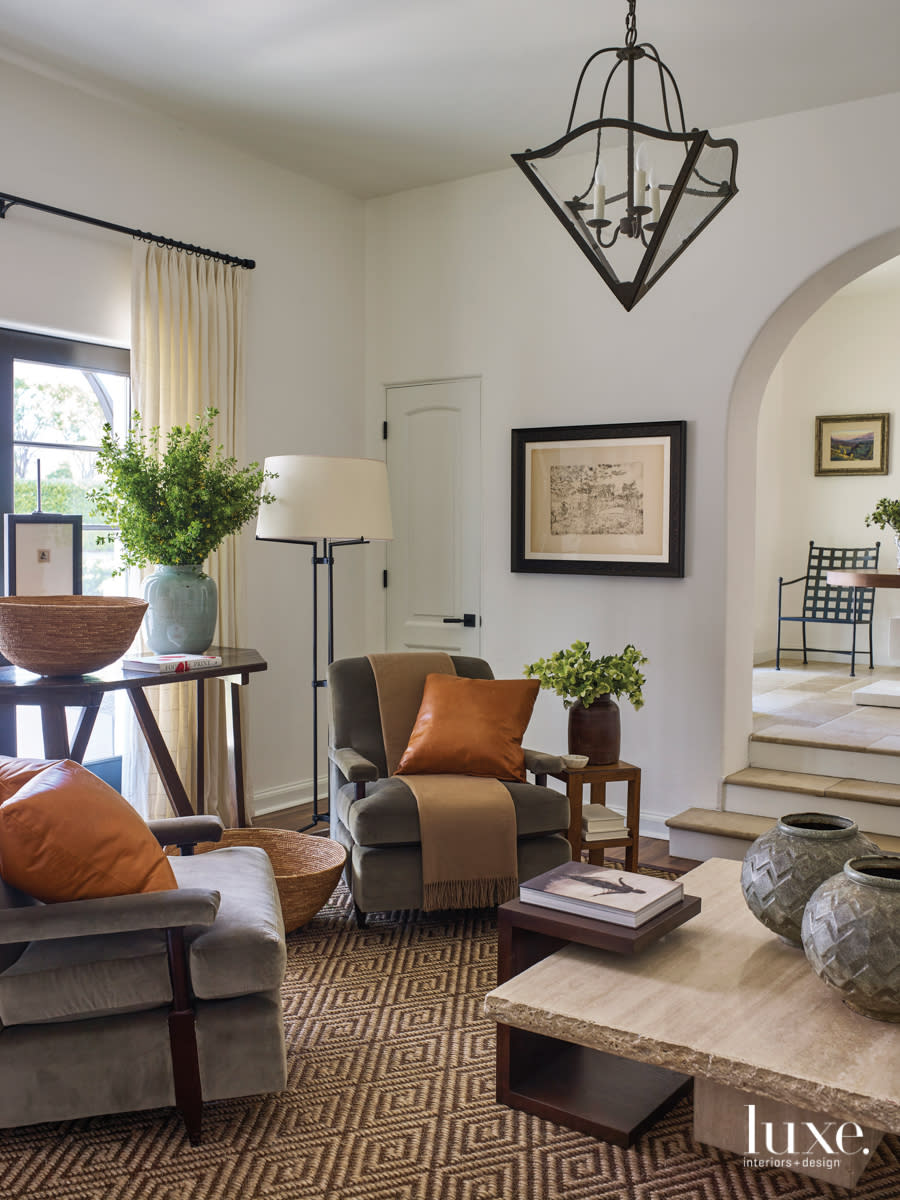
[
  {"x1": 754, "y1": 282, "x2": 900, "y2": 664},
  {"x1": 0, "y1": 60, "x2": 370, "y2": 813},
  {"x1": 366, "y1": 91, "x2": 900, "y2": 832}
]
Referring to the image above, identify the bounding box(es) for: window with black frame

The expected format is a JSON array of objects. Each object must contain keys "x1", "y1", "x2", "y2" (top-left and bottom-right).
[{"x1": 0, "y1": 328, "x2": 130, "y2": 785}]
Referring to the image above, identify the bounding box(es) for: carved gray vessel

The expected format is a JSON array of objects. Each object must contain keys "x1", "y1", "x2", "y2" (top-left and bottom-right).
[
  {"x1": 802, "y1": 855, "x2": 900, "y2": 1022},
  {"x1": 741, "y1": 812, "x2": 878, "y2": 947}
]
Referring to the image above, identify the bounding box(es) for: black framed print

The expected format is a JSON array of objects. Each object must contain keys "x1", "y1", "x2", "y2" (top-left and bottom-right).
[
  {"x1": 4, "y1": 513, "x2": 83, "y2": 595},
  {"x1": 511, "y1": 420, "x2": 686, "y2": 577}
]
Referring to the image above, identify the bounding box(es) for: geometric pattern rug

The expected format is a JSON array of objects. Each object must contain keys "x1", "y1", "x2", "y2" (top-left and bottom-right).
[{"x1": 0, "y1": 881, "x2": 898, "y2": 1200}]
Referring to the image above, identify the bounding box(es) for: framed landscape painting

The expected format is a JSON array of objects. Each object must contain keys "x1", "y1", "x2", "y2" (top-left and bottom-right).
[
  {"x1": 511, "y1": 420, "x2": 686, "y2": 577},
  {"x1": 814, "y1": 413, "x2": 890, "y2": 476}
]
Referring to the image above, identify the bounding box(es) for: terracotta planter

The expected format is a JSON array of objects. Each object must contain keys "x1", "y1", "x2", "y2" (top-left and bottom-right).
[{"x1": 567, "y1": 696, "x2": 620, "y2": 765}]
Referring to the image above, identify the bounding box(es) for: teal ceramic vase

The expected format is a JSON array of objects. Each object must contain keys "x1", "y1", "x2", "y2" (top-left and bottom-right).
[{"x1": 143, "y1": 565, "x2": 217, "y2": 654}]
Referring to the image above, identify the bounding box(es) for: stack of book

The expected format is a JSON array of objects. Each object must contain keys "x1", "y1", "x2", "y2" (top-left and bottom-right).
[
  {"x1": 519, "y1": 861, "x2": 684, "y2": 927},
  {"x1": 581, "y1": 803, "x2": 628, "y2": 844}
]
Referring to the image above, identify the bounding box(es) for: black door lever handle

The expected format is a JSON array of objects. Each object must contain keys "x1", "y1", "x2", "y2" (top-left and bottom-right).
[{"x1": 442, "y1": 614, "x2": 477, "y2": 628}]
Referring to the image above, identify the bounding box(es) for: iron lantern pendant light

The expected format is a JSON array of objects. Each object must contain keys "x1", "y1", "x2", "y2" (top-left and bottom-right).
[{"x1": 513, "y1": 0, "x2": 738, "y2": 311}]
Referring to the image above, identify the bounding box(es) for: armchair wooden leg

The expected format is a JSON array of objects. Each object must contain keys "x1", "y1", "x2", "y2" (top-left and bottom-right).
[
  {"x1": 353, "y1": 903, "x2": 368, "y2": 928},
  {"x1": 166, "y1": 929, "x2": 203, "y2": 1145}
]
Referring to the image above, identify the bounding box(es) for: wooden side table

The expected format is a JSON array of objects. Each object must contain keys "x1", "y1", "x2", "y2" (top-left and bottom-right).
[{"x1": 548, "y1": 760, "x2": 640, "y2": 870}]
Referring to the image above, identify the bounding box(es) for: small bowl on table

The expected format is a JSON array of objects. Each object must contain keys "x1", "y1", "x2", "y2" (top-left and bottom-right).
[
  {"x1": 561, "y1": 753, "x2": 590, "y2": 771},
  {"x1": 0, "y1": 595, "x2": 148, "y2": 676}
]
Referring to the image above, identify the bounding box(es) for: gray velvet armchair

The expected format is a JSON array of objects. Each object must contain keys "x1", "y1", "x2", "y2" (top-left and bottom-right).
[
  {"x1": 0, "y1": 814, "x2": 287, "y2": 1143},
  {"x1": 328, "y1": 654, "x2": 571, "y2": 924}
]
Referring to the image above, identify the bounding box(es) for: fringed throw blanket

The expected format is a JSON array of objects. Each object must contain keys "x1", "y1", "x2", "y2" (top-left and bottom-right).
[
  {"x1": 397, "y1": 773, "x2": 518, "y2": 910},
  {"x1": 367, "y1": 653, "x2": 519, "y2": 911}
]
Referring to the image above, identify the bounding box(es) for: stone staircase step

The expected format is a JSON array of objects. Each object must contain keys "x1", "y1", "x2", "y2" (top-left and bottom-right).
[
  {"x1": 726, "y1": 766, "x2": 900, "y2": 806},
  {"x1": 723, "y1": 766, "x2": 900, "y2": 836},
  {"x1": 749, "y1": 736, "x2": 900, "y2": 785},
  {"x1": 666, "y1": 806, "x2": 900, "y2": 863}
]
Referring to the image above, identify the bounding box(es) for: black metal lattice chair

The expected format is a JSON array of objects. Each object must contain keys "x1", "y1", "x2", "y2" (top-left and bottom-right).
[{"x1": 776, "y1": 541, "x2": 880, "y2": 677}]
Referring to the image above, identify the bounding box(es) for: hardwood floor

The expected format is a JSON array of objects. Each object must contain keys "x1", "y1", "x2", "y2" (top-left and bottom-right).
[{"x1": 602, "y1": 836, "x2": 700, "y2": 876}]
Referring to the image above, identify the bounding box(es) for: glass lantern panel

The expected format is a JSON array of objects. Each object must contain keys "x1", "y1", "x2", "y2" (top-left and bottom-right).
[{"x1": 644, "y1": 137, "x2": 736, "y2": 289}]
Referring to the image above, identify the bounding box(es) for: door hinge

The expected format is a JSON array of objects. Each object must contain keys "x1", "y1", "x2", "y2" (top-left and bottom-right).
[
  {"x1": 382, "y1": 420, "x2": 388, "y2": 440},
  {"x1": 383, "y1": 569, "x2": 388, "y2": 588}
]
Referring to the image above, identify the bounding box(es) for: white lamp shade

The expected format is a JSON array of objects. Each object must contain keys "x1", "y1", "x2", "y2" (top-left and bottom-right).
[{"x1": 255, "y1": 455, "x2": 393, "y2": 542}]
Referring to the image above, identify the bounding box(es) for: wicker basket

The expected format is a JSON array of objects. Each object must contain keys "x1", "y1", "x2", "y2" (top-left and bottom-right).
[
  {"x1": 199, "y1": 828, "x2": 346, "y2": 932},
  {"x1": 0, "y1": 595, "x2": 148, "y2": 676}
]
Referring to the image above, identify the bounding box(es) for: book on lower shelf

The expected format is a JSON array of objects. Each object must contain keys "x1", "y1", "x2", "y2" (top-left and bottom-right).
[
  {"x1": 581, "y1": 803, "x2": 627, "y2": 833},
  {"x1": 122, "y1": 653, "x2": 223, "y2": 673},
  {"x1": 519, "y1": 861, "x2": 683, "y2": 927},
  {"x1": 581, "y1": 828, "x2": 630, "y2": 844}
]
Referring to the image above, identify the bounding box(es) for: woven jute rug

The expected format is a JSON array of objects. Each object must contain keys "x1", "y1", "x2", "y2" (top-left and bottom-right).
[{"x1": 1, "y1": 880, "x2": 898, "y2": 1200}]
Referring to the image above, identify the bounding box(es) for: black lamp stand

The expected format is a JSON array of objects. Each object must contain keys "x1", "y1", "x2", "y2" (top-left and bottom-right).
[{"x1": 301, "y1": 536, "x2": 368, "y2": 831}]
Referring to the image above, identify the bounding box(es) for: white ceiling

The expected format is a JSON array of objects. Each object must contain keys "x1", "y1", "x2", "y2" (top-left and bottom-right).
[{"x1": 0, "y1": 0, "x2": 899, "y2": 199}]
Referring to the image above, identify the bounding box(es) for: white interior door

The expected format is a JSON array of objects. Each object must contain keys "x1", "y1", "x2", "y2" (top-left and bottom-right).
[{"x1": 385, "y1": 378, "x2": 481, "y2": 654}]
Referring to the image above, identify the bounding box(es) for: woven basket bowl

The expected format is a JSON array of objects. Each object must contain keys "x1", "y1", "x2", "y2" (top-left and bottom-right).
[
  {"x1": 199, "y1": 828, "x2": 347, "y2": 932},
  {"x1": 0, "y1": 595, "x2": 148, "y2": 676}
]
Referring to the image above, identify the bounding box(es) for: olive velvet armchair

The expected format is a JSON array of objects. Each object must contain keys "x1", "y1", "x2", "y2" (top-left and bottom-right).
[
  {"x1": 0, "y1": 811, "x2": 287, "y2": 1142},
  {"x1": 328, "y1": 654, "x2": 571, "y2": 924}
]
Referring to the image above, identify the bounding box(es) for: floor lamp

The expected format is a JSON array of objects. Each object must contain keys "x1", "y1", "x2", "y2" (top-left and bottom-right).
[{"x1": 255, "y1": 455, "x2": 393, "y2": 830}]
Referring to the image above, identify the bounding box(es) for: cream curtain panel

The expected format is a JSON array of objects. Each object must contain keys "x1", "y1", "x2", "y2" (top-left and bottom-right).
[{"x1": 124, "y1": 243, "x2": 248, "y2": 824}]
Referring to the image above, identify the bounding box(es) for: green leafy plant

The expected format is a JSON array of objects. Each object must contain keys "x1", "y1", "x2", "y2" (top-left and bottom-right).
[
  {"x1": 524, "y1": 640, "x2": 648, "y2": 710},
  {"x1": 88, "y1": 408, "x2": 277, "y2": 573},
  {"x1": 865, "y1": 498, "x2": 900, "y2": 536}
]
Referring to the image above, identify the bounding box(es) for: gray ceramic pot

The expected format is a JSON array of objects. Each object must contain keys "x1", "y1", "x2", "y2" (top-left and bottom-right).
[
  {"x1": 802, "y1": 855, "x2": 900, "y2": 1022},
  {"x1": 741, "y1": 812, "x2": 878, "y2": 947}
]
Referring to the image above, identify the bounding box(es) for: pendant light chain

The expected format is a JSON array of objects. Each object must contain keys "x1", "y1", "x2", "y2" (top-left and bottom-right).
[{"x1": 625, "y1": 0, "x2": 637, "y2": 48}]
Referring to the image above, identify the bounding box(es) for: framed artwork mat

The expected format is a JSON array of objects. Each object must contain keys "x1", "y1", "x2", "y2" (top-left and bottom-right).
[
  {"x1": 511, "y1": 421, "x2": 686, "y2": 577},
  {"x1": 4, "y1": 513, "x2": 83, "y2": 595}
]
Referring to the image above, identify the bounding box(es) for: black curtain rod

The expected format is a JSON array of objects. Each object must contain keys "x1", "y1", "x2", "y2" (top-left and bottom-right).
[{"x1": 0, "y1": 189, "x2": 255, "y2": 270}]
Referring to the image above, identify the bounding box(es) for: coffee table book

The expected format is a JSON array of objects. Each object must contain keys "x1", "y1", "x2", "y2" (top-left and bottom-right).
[{"x1": 519, "y1": 861, "x2": 683, "y2": 927}]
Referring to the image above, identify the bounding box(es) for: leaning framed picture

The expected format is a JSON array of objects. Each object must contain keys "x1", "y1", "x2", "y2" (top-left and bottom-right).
[
  {"x1": 4, "y1": 514, "x2": 83, "y2": 595},
  {"x1": 511, "y1": 420, "x2": 686, "y2": 577},
  {"x1": 814, "y1": 413, "x2": 890, "y2": 476}
]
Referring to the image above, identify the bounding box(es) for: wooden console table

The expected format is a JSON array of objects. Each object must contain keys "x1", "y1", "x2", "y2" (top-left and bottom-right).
[
  {"x1": 548, "y1": 760, "x2": 641, "y2": 868},
  {"x1": 0, "y1": 646, "x2": 267, "y2": 825}
]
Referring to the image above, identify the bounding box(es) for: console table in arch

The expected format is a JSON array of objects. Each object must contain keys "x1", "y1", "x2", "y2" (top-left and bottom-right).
[{"x1": 0, "y1": 646, "x2": 267, "y2": 825}]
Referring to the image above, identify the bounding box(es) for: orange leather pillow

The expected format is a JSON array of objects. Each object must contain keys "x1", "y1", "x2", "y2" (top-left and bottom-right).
[
  {"x1": 395, "y1": 675, "x2": 540, "y2": 781},
  {"x1": 0, "y1": 755, "x2": 62, "y2": 804},
  {"x1": 0, "y1": 760, "x2": 177, "y2": 902}
]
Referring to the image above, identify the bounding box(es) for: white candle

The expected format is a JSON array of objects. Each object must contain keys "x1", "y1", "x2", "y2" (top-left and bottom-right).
[
  {"x1": 649, "y1": 169, "x2": 661, "y2": 222},
  {"x1": 635, "y1": 142, "x2": 649, "y2": 209},
  {"x1": 592, "y1": 159, "x2": 606, "y2": 222}
]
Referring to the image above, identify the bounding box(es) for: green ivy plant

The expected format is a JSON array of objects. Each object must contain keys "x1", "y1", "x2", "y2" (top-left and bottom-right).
[
  {"x1": 865, "y1": 498, "x2": 900, "y2": 536},
  {"x1": 524, "y1": 640, "x2": 648, "y2": 710},
  {"x1": 88, "y1": 408, "x2": 277, "y2": 573}
]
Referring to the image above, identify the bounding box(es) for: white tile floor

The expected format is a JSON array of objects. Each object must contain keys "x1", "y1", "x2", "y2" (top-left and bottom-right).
[{"x1": 754, "y1": 659, "x2": 900, "y2": 752}]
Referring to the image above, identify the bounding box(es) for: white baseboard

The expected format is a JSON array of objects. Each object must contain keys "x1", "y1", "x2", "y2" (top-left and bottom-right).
[
  {"x1": 250, "y1": 775, "x2": 328, "y2": 819},
  {"x1": 601, "y1": 804, "x2": 669, "y2": 842}
]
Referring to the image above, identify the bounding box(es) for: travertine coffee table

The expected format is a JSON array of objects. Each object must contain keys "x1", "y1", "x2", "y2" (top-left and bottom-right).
[{"x1": 485, "y1": 858, "x2": 900, "y2": 1188}]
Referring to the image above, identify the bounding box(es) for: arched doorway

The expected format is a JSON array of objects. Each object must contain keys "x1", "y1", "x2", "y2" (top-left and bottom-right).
[{"x1": 723, "y1": 230, "x2": 900, "y2": 779}]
